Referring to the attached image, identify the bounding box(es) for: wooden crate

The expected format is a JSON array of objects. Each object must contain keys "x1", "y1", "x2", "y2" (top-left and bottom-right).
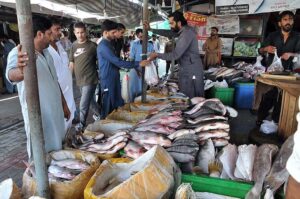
[{"x1": 278, "y1": 91, "x2": 299, "y2": 138}]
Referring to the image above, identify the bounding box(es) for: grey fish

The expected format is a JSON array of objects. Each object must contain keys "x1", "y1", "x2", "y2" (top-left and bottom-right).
[
  {"x1": 168, "y1": 129, "x2": 196, "y2": 140},
  {"x1": 167, "y1": 145, "x2": 199, "y2": 155},
  {"x1": 168, "y1": 152, "x2": 195, "y2": 163},
  {"x1": 246, "y1": 144, "x2": 278, "y2": 199},
  {"x1": 263, "y1": 135, "x2": 294, "y2": 197},
  {"x1": 185, "y1": 98, "x2": 225, "y2": 115},
  {"x1": 187, "y1": 115, "x2": 228, "y2": 124},
  {"x1": 171, "y1": 139, "x2": 199, "y2": 148},
  {"x1": 174, "y1": 134, "x2": 199, "y2": 142},
  {"x1": 195, "y1": 122, "x2": 230, "y2": 133},
  {"x1": 187, "y1": 108, "x2": 217, "y2": 119},
  {"x1": 48, "y1": 165, "x2": 76, "y2": 180}
]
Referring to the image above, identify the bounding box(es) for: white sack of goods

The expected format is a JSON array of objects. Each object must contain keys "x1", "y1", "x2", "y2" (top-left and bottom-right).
[
  {"x1": 22, "y1": 150, "x2": 100, "y2": 199},
  {"x1": 85, "y1": 119, "x2": 134, "y2": 136},
  {"x1": 0, "y1": 178, "x2": 22, "y2": 199},
  {"x1": 84, "y1": 145, "x2": 181, "y2": 199},
  {"x1": 234, "y1": 144, "x2": 257, "y2": 181}
]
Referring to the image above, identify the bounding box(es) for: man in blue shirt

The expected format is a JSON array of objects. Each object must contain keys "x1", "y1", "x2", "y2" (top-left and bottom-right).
[
  {"x1": 129, "y1": 28, "x2": 154, "y2": 102},
  {"x1": 97, "y1": 20, "x2": 149, "y2": 118}
]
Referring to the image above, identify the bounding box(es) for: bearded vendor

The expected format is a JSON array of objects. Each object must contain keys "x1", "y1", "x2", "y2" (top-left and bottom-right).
[{"x1": 256, "y1": 10, "x2": 300, "y2": 126}]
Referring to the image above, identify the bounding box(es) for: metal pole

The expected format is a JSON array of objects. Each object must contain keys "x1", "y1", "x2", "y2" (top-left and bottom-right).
[
  {"x1": 141, "y1": 0, "x2": 148, "y2": 103},
  {"x1": 15, "y1": 0, "x2": 50, "y2": 198},
  {"x1": 170, "y1": 0, "x2": 176, "y2": 71}
]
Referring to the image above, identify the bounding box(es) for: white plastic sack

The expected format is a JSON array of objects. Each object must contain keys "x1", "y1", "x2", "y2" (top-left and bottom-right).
[
  {"x1": 214, "y1": 79, "x2": 228, "y2": 88},
  {"x1": 121, "y1": 73, "x2": 130, "y2": 103},
  {"x1": 253, "y1": 56, "x2": 264, "y2": 68},
  {"x1": 145, "y1": 62, "x2": 159, "y2": 86},
  {"x1": 267, "y1": 51, "x2": 284, "y2": 72},
  {"x1": 260, "y1": 120, "x2": 278, "y2": 134}
]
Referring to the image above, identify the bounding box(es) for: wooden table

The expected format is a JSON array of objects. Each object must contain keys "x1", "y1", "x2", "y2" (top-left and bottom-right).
[{"x1": 254, "y1": 75, "x2": 300, "y2": 138}]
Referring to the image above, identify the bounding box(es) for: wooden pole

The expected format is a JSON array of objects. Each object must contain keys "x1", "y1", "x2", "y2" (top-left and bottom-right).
[
  {"x1": 15, "y1": 0, "x2": 50, "y2": 198},
  {"x1": 141, "y1": 0, "x2": 148, "y2": 103}
]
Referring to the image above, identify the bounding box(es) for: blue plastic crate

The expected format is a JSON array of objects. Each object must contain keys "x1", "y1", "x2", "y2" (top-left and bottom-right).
[{"x1": 234, "y1": 83, "x2": 255, "y2": 109}]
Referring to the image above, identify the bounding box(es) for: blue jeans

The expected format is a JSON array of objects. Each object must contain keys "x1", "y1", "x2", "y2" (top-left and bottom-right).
[{"x1": 79, "y1": 84, "x2": 100, "y2": 126}]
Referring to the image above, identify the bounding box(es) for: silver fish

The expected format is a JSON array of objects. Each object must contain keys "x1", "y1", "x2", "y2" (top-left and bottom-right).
[
  {"x1": 212, "y1": 138, "x2": 229, "y2": 147},
  {"x1": 185, "y1": 98, "x2": 223, "y2": 115},
  {"x1": 124, "y1": 140, "x2": 146, "y2": 159},
  {"x1": 195, "y1": 122, "x2": 230, "y2": 133},
  {"x1": 168, "y1": 129, "x2": 196, "y2": 140},
  {"x1": 217, "y1": 144, "x2": 238, "y2": 180},
  {"x1": 187, "y1": 115, "x2": 228, "y2": 124},
  {"x1": 263, "y1": 135, "x2": 294, "y2": 196},
  {"x1": 48, "y1": 165, "x2": 76, "y2": 180},
  {"x1": 135, "y1": 124, "x2": 175, "y2": 135},
  {"x1": 130, "y1": 131, "x2": 172, "y2": 147},
  {"x1": 51, "y1": 159, "x2": 89, "y2": 171},
  {"x1": 197, "y1": 129, "x2": 229, "y2": 141},
  {"x1": 89, "y1": 142, "x2": 127, "y2": 154},
  {"x1": 88, "y1": 136, "x2": 127, "y2": 151},
  {"x1": 246, "y1": 144, "x2": 278, "y2": 199},
  {"x1": 196, "y1": 139, "x2": 215, "y2": 174},
  {"x1": 171, "y1": 139, "x2": 199, "y2": 148}
]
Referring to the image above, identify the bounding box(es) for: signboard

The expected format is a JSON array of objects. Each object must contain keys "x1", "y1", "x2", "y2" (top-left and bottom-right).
[
  {"x1": 220, "y1": 38, "x2": 234, "y2": 55},
  {"x1": 184, "y1": 12, "x2": 209, "y2": 54},
  {"x1": 207, "y1": 16, "x2": 240, "y2": 34},
  {"x1": 215, "y1": 0, "x2": 300, "y2": 15}
]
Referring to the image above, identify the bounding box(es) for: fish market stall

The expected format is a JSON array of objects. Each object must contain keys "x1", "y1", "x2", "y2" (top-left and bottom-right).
[{"x1": 253, "y1": 75, "x2": 300, "y2": 138}]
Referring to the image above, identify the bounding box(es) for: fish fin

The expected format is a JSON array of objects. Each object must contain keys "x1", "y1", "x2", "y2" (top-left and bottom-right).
[
  {"x1": 192, "y1": 166, "x2": 205, "y2": 175},
  {"x1": 208, "y1": 160, "x2": 223, "y2": 178}
]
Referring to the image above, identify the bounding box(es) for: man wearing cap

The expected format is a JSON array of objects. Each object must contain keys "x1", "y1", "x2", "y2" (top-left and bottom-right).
[{"x1": 256, "y1": 10, "x2": 300, "y2": 126}]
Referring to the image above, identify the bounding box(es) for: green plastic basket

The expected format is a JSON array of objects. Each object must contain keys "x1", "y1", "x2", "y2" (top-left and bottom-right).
[
  {"x1": 181, "y1": 174, "x2": 253, "y2": 199},
  {"x1": 209, "y1": 87, "x2": 235, "y2": 106}
]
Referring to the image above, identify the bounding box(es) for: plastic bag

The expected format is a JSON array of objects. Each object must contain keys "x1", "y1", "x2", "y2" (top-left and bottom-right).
[
  {"x1": 145, "y1": 62, "x2": 159, "y2": 86},
  {"x1": 214, "y1": 79, "x2": 228, "y2": 88},
  {"x1": 121, "y1": 73, "x2": 130, "y2": 103},
  {"x1": 260, "y1": 120, "x2": 278, "y2": 134},
  {"x1": 253, "y1": 55, "x2": 264, "y2": 68},
  {"x1": 267, "y1": 51, "x2": 284, "y2": 72}
]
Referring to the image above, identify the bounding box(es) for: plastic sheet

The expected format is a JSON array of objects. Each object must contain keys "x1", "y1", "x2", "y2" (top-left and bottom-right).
[
  {"x1": 84, "y1": 145, "x2": 181, "y2": 199},
  {"x1": 22, "y1": 150, "x2": 100, "y2": 199},
  {"x1": 260, "y1": 120, "x2": 278, "y2": 134}
]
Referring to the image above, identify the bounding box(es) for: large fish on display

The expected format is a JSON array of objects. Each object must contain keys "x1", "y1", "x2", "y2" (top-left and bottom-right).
[
  {"x1": 234, "y1": 144, "x2": 257, "y2": 181},
  {"x1": 217, "y1": 144, "x2": 238, "y2": 180},
  {"x1": 245, "y1": 144, "x2": 278, "y2": 199},
  {"x1": 194, "y1": 139, "x2": 215, "y2": 174},
  {"x1": 263, "y1": 135, "x2": 294, "y2": 198}
]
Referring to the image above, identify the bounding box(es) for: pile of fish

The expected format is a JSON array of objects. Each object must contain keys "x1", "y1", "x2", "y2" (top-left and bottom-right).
[
  {"x1": 183, "y1": 98, "x2": 231, "y2": 147},
  {"x1": 25, "y1": 158, "x2": 90, "y2": 182},
  {"x1": 75, "y1": 131, "x2": 128, "y2": 155},
  {"x1": 233, "y1": 60, "x2": 266, "y2": 80}
]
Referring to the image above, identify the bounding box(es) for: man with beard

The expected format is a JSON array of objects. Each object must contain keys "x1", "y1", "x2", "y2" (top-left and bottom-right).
[
  {"x1": 203, "y1": 27, "x2": 222, "y2": 69},
  {"x1": 259, "y1": 10, "x2": 300, "y2": 70},
  {"x1": 111, "y1": 23, "x2": 126, "y2": 58},
  {"x1": 256, "y1": 10, "x2": 300, "y2": 126},
  {"x1": 6, "y1": 16, "x2": 67, "y2": 158},
  {"x1": 97, "y1": 20, "x2": 149, "y2": 118},
  {"x1": 48, "y1": 19, "x2": 75, "y2": 132},
  {"x1": 147, "y1": 11, "x2": 204, "y2": 98}
]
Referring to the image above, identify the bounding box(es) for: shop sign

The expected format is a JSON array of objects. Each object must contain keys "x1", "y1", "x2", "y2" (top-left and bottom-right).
[
  {"x1": 215, "y1": 0, "x2": 300, "y2": 15},
  {"x1": 207, "y1": 15, "x2": 240, "y2": 34}
]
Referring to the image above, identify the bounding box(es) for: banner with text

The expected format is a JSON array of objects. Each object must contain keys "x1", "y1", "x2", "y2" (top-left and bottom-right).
[
  {"x1": 184, "y1": 12, "x2": 208, "y2": 54},
  {"x1": 215, "y1": 0, "x2": 300, "y2": 15}
]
